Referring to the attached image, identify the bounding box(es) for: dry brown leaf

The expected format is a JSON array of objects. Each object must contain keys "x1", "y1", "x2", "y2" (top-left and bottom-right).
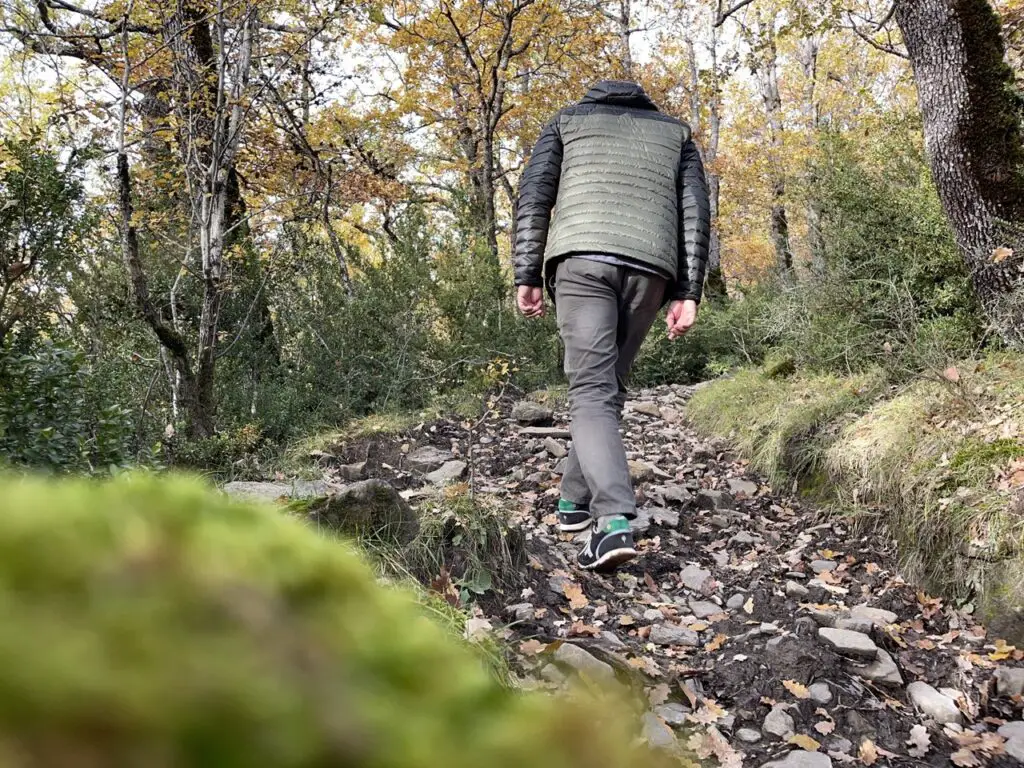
[
  {"x1": 992, "y1": 246, "x2": 1014, "y2": 263},
  {"x1": 916, "y1": 639, "x2": 936, "y2": 650},
  {"x1": 783, "y1": 680, "x2": 812, "y2": 699},
  {"x1": 907, "y1": 724, "x2": 931, "y2": 758},
  {"x1": 706, "y1": 633, "x2": 728, "y2": 652},
  {"x1": 689, "y1": 622, "x2": 709, "y2": 632},
  {"x1": 951, "y1": 748, "x2": 982, "y2": 767},
  {"x1": 519, "y1": 639, "x2": 546, "y2": 655},
  {"x1": 789, "y1": 734, "x2": 821, "y2": 751},
  {"x1": 618, "y1": 615, "x2": 635, "y2": 626},
  {"x1": 689, "y1": 727, "x2": 744, "y2": 768},
  {"x1": 569, "y1": 622, "x2": 600, "y2": 637},
  {"x1": 859, "y1": 738, "x2": 879, "y2": 765},
  {"x1": 743, "y1": 597, "x2": 754, "y2": 614},
  {"x1": 647, "y1": 683, "x2": 671, "y2": 706},
  {"x1": 562, "y1": 583, "x2": 588, "y2": 611},
  {"x1": 814, "y1": 720, "x2": 835, "y2": 736},
  {"x1": 688, "y1": 699, "x2": 726, "y2": 725},
  {"x1": 865, "y1": 562, "x2": 880, "y2": 575}
]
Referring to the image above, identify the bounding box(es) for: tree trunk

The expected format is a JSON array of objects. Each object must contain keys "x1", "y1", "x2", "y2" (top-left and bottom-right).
[
  {"x1": 753, "y1": 14, "x2": 795, "y2": 283},
  {"x1": 798, "y1": 36, "x2": 827, "y2": 275},
  {"x1": 895, "y1": 0, "x2": 1024, "y2": 346}
]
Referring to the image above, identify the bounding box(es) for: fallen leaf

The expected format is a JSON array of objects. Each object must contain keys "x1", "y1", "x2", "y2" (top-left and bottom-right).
[
  {"x1": 743, "y1": 597, "x2": 754, "y2": 615},
  {"x1": 992, "y1": 246, "x2": 1014, "y2": 263},
  {"x1": 688, "y1": 622, "x2": 709, "y2": 632},
  {"x1": 859, "y1": 739, "x2": 878, "y2": 765},
  {"x1": 951, "y1": 748, "x2": 982, "y2": 767},
  {"x1": 706, "y1": 633, "x2": 728, "y2": 652},
  {"x1": 689, "y1": 727, "x2": 744, "y2": 768},
  {"x1": 865, "y1": 562, "x2": 880, "y2": 575},
  {"x1": 644, "y1": 572, "x2": 659, "y2": 592},
  {"x1": 814, "y1": 720, "x2": 835, "y2": 736},
  {"x1": 688, "y1": 699, "x2": 726, "y2": 725},
  {"x1": 562, "y1": 583, "x2": 588, "y2": 611},
  {"x1": 519, "y1": 639, "x2": 546, "y2": 655},
  {"x1": 907, "y1": 724, "x2": 931, "y2": 758},
  {"x1": 916, "y1": 639, "x2": 936, "y2": 650},
  {"x1": 783, "y1": 680, "x2": 812, "y2": 699},
  {"x1": 569, "y1": 621, "x2": 600, "y2": 637},
  {"x1": 618, "y1": 615, "x2": 635, "y2": 626},
  {"x1": 789, "y1": 734, "x2": 821, "y2": 751},
  {"x1": 647, "y1": 683, "x2": 671, "y2": 706},
  {"x1": 989, "y1": 638, "x2": 1017, "y2": 661}
]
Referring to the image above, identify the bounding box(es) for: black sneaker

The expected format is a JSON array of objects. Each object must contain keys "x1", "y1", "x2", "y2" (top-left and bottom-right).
[
  {"x1": 557, "y1": 499, "x2": 592, "y2": 532},
  {"x1": 578, "y1": 517, "x2": 637, "y2": 571}
]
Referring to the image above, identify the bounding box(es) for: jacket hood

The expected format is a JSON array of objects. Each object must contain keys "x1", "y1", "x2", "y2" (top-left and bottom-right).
[{"x1": 580, "y1": 80, "x2": 659, "y2": 110}]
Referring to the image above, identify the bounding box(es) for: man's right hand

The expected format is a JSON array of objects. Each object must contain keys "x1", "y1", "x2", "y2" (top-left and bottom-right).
[
  {"x1": 666, "y1": 299, "x2": 698, "y2": 340},
  {"x1": 517, "y1": 285, "x2": 545, "y2": 318}
]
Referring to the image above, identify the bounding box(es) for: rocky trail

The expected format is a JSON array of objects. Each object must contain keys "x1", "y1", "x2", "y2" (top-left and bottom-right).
[{"x1": 229, "y1": 384, "x2": 1024, "y2": 767}]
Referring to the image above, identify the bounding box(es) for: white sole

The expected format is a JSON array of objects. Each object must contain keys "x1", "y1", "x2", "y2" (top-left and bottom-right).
[
  {"x1": 558, "y1": 519, "x2": 593, "y2": 532},
  {"x1": 580, "y1": 547, "x2": 638, "y2": 571}
]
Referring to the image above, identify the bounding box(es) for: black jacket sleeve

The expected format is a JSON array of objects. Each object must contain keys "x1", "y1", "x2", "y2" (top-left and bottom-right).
[
  {"x1": 513, "y1": 115, "x2": 564, "y2": 287},
  {"x1": 673, "y1": 138, "x2": 711, "y2": 303}
]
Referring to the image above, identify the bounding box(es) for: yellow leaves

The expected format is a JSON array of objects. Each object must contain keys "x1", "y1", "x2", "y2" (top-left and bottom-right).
[
  {"x1": 992, "y1": 246, "x2": 1014, "y2": 263},
  {"x1": 706, "y1": 634, "x2": 728, "y2": 652},
  {"x1": 689, "y1": 726, "x2": 744, "y2": 768},
  {"x1": 562, "y1": 582, "x2": 588, "y2": 611},
  {"x1": 687, "y1": 699, "x2": 727, "y2": 725},
  {"x1": 988, "y1": 638, "x2": 1017, "y2": 661},
  {"x1": 788, "y1": 734, "x2": 821, "y2": 751},
  {"x1": 859, "y1": 738, "x2": 879, "y2": 765},
  {"x1": 782, "y1": 680, "x2": 811, "y2": 699}
]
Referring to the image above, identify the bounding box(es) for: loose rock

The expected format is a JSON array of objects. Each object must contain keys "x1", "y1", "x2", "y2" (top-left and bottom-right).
[
  {"x1": 306, "y1": 479, "x2": 418, "y2": 544},
  {"x1": 543, "y1": 437, "x2": 568, "y2": 459},
  {"x1": 649, "y1": 623, "x2": 700, "y2": 647},
  {"x1": 995, "y1": 667, "x2": 1024, "y2": 699},
  {"x1": 818, "y1": 627, "x2": 878, "y2": 660},
  {"x1": 553, "y1": 642, "x2": 615, "y2": 682},
  {"x1": 425, "y1": 460, "x2": 468, "y2": 485},
  {"x1": 907, "y1": 681, "x2": 963, "y2": 725},
  {"x1": 736, "y1": 728, "x2": 762, "y2": 744},
  {"x1": 511, "y1": 401, "x2": 553, "y2": 425},
  {"x1": 406, "y1": 446, "x2": 453, "y2": 472},
  {"x1": 786, "y1": 581, "x2": 810, "y2": 599},
  {"x1": 762, "y1": 753, "x2": 833, "y2": 768},
  {"x1": 642, "y1": 712, "x2": 678, "y2": 751},
  {"x1": 850, "y1": 649, "x2": 902, "y2": 685},
  {"x1": 763, "y1": 705, "x2": 796, "y2": 739},
  {"x1": 849, "y1": 605, "x2": 898, "y2": 626},
  {"x1": 727, "y1": 478, "x2": 758, "y2": 497},
  {"x1": 808, "y1": 682, "x2": 833, "y2": 704},
  {"x1": 680, "y1": 564, "x2": 713, "y2": 593}
]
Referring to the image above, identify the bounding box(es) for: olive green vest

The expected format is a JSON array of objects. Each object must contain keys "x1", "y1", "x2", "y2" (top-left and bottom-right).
[{"x1": 543, "y1": 112, "x2": 688, "y2": 279}]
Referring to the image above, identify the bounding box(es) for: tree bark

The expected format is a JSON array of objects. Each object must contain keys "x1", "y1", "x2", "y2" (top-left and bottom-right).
[
  {"x1": 751, "y1": 13, "x2": 795, "y2": 283},
  {"x1": 798, "y1": 35, "x2": 827, "y2": 276},
  {"x1": 895, "y1": 0, "x2": 1024, "y2": 346}
]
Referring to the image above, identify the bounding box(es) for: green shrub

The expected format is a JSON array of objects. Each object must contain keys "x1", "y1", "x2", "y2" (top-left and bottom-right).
[
  {"x1": 0, "y1": 474, "x2": 682, "y2": 767},
  {"x1": 0, "y1": 341, "x2": 133, "y2": 474}
]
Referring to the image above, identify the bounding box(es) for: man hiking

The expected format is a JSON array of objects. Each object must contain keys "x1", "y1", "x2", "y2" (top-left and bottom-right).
[{"x1": 513, "y1": 79, "x2": 711, "y2": 572}]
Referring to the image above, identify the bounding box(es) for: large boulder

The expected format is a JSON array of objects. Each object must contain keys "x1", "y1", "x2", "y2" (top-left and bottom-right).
[
  {"x1": 0, "y1": 476, "x2": 678, "y2": 768},
  {"x1": 306, "y1": 479, "x2": 419, "y2": 545}
]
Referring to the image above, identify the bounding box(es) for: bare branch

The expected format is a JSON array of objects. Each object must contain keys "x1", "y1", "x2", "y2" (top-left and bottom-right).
[{"x1": 715, "y1": 0, "x2": 757, "y2": 27}]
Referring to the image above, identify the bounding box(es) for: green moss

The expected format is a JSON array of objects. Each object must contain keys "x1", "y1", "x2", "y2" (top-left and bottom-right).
[
  {"x1": 949, "y1": 438, "x2": 1024, "y2": 486},
  {"x1": 0, "y1": 474, "x2": 685, "y2": 768}
]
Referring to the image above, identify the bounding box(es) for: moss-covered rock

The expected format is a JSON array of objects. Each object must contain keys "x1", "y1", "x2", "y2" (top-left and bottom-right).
[
  {"x1": 0, "y1": 475, "x2": 676, "y2": 768},
  {"x1": 305, "y1": 479, "x2": 419, "y2": 545}
]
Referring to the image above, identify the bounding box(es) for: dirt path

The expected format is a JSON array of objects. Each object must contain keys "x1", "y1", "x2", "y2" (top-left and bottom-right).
[{"x1": 304, "y1": 382, "x2": 1024, "y2": 766}]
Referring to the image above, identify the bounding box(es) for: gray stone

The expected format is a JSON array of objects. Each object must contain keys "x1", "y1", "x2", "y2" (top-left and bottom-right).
[
  {"x1": 307, "y1": 479, "x2": 418, "y2": 544},
  {"x1": 835, "y1": 617, "x2": 875, "y2": 634},
  {"x1": 651, "y1": 507, "x2": 680, "y2": 527},
  {"x1": 643, "y1": 608, "x2": 664, "y2": 622},
  {"x1": 518, "y1": 426, "x2": 572, "y2": 438},
  {"x1": 850, "y1": 649, "x2": 902, "y2": 685},
  {"x1": 425, "y1": 460, "x2": 468, "y2": 485},
  {"x1": 999, "y1": 722, "x2": 1024, "y2": 740},
  {"x1": 632, "y1": 402, "x2": 664, "y2": 418},
  {"x1": 818, "y1": 627, "x2": 879, "y2": 660},
  {"x1": 763, "y1": 705, "x2": 796, "y2": 739},
  {"x1": 223, "y1": 480, "x2": 327, "y2": 502},
  {"x1": 655, "y1": 702, "x2": 690, "y2": 726},
  {"x1": 552, "y1": 458, "x2": 568, "y2": 475},
  {"x1": 696, "y1": 489, "x2": 734, "y2": 510},
  {"x1": 406, "y1": 445, "x2": 453, "y2": 472},
  {"x1": 680, "y1": 564, "x2": 713, "y2": 593},
  {"x1": 553, "y1": 642, "x2": 615, "y2": 682},
  {"x1": 650, "y1": 623, "x2": 700, "y2": 647},
  {"x1": 543, "y1": 437, "x2": 568, "y2": 459},
  {"x1": 710, "y1": 515, "x2": 731, "y2": 529},
  {"x1": 512, "y1": 401, "x2": 554, "y2": 425},
  {"x1": 809, "y1": 609, "x2": 837, "y2": 628},
  {"x1": 762, "y1": 753, "x2": 833, "y2": 768},
  {"x1": 629, "y1": 460, "x2": 657, "y2": 482},
  {"x1": 642, "y1": 712, "x2": 678, "y2": 751},
  {"x1": 907, "y1": 681, "x2": 963, "y2": 725},
  {"x1": 811, "y1": 560, "x2": 838, "y2": 574},
  {"x1": 727, "y1": 593, "x2": 747, "y2": 610},
  {"x1": 596, "y1": 631, "x2": 627, "y2": 651},
  {"x1": 690, "y1": 599, "x2": 723, "y2": 619},
  {"x1": 736, "y1": 728, "x2": 763, "y2": 744},
  {"x1": 1005, "y1": 737, "x2": 1024, "y2": 763},
  {"x1": 727, "y1": 478, "x2": 759, "y2": 497},
  {"x1": 809, "y1": 682, "x2": 833, "y2": 704},
  {"x1": 827, "y1": 737, "x2": 853, "y2": 754},
  {"x1": 337, "y1": 461, "x2": 367, "y2": 481},
  {"x1": 526, "y1": 471, "x2": 548, "y2": 484},
  {"x1": 995, "y1": 667, "x2": 1024, "y2": 699},
  {"x1": 655, "y1": 485, "x2": 692, "y2": 505},
  {"x1": 850, "y1": 605, "x2": 898, "y2": 626},
  {"x1": 541, "y1": 664, "x2": 566, "y2": 684},
  {"x1": 630, "y1": 512, "x2": 652, "y2": 534},
  {"x1": 786, "y1": 581, "x2": 811, "y2": 599},
  {"x1": 730, "y1": 531, "x2": 760, "y2": 546},
  {"x1": 506, "y1": 603, "x2": 535, "y2": 622}
]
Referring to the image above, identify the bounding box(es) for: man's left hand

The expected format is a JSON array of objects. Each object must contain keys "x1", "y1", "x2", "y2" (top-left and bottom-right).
[
  {"x1": 666, "y1": 299, "x2": 698, "y2": 340},
  {"x1": 517, "y1": 285, "x2": 546, "y2": 318}
]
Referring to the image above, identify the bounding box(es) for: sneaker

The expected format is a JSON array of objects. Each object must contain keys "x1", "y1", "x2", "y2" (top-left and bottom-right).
[
  {"x1": 557, "y1": 499, "x2": 592, "y2": 532},
  {"x1": 578, "y1": 517, "x2": 637, "y2": 571}
]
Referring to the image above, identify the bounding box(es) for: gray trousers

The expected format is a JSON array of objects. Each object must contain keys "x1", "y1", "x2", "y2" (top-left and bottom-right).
[{"x1": 554, "y1": 258, "x2": 667, "y2": 520}]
